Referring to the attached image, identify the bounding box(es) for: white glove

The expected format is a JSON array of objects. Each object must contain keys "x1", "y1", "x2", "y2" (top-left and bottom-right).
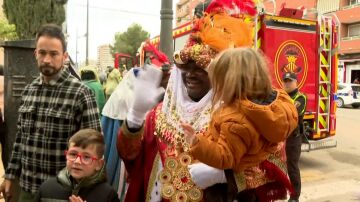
[
  {"x1": 127, "y1": 65, "x2": 165, "y2": 126},
  {"x1": 188, "y1": 163, "x2": 227, "y2": 189}
]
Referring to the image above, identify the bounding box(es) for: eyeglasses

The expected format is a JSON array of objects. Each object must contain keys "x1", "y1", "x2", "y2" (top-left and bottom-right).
[{"x1": 65, "y1": 150, "x2": 99, "y2": 165}]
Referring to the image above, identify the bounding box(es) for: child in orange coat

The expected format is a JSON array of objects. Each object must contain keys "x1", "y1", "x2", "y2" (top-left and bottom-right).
[{"x1": 182, "y1": 48, "x2": 298, "y2": 201}]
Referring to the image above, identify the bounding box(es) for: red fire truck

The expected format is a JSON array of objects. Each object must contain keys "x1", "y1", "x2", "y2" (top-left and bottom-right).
[
  {"x1": 150, "y1": 8, "x2": 339, "y2": 152},
  {"x1": 114, "y1": 53, "x2": 136, "y2": 71}
]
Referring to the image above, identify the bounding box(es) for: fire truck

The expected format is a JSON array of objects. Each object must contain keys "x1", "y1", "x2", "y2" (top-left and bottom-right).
[
  {"x1": 149, "y1": 7, "x2": 339, "y2": 152},
  {"x1": 114, "y1": 53, "x2": 136, "y2": 71}
]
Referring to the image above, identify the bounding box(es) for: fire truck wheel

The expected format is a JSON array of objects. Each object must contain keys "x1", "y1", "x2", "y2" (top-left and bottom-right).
[
  {"x1": 351, "y1": 103, "x2": 360, "y2": 108},
  {"x1": 336, "y1": 98, "x2": 344, "y2": 108}
]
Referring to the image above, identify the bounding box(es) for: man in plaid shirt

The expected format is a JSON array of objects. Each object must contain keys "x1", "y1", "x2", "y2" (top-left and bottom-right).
[{"x1": 0, "y1": 24, "x2": 101, "y2": 201}]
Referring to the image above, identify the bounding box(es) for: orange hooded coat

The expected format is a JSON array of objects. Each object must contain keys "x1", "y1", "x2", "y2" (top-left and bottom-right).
[{"x1": 190, "y1": 90, "x2": 298, "y2": 172}]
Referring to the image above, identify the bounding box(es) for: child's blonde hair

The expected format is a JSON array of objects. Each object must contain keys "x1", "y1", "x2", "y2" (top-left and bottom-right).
[{"x1": 208, "y1": 47, "x2": 272, "y2": 107}]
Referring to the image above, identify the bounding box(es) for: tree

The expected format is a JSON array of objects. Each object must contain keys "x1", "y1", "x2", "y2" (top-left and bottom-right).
[
  {"x1": 112, "y1": 23, "x2": 150, "y2": 57},
  {"x1": 3, "y1": 0, "x2": 67, "y2": 39},
  {"x1": 0, "y1": 18, "x2": 17, "y2": 41}
]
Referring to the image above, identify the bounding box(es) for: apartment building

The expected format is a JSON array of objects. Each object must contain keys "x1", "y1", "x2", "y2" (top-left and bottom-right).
[
  {"x1": 97, "y1": 44, "x2": 113, "y2": 72},
  {"x1": 175, "y1": 0, "x2": 203, "y2": 26}
]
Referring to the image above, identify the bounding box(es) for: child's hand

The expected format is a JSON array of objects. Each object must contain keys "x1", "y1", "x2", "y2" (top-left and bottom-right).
[
  {"x1": 181, "y1": 122, "x2": 198, "y2": 146},
  {"x1": 69, "y1": 195, "x2": 86, "y2": 202}
]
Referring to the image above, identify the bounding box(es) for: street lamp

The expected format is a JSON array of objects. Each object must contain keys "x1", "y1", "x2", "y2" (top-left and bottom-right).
[
  {"x1": 160, "y1": 0, "x2": 173, "y2": 62},
  {"x1": 86, "y1": 0, "x2": 89, "y2": 65},
  {"x1": 75, "y1": 30, "x2": 86, "y2": 68}
]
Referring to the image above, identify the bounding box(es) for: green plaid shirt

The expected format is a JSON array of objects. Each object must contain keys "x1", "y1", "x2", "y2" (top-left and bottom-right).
[{"x1": 5, "y1": 68, "x2": 101, "y2": 193}]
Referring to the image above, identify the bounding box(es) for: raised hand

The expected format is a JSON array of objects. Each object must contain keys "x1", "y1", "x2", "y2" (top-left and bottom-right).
[{"x1": 127, "y1": 65, "x2": 165, "y2": 125}]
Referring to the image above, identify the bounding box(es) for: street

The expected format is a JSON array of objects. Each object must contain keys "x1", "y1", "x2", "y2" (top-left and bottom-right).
[
  {"x1": 1, "y1": 108, "x2": 360, "y2": 201},
  {"x1": 299, "y1": 107, "x2": 360, "y2": 202}
]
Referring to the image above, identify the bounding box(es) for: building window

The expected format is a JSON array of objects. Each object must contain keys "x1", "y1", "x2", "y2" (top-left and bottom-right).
[
  {"x1": 348, "y1": 23, "x2": 360, "y2": 37},
  {"x1": 350, "y1": 0, "x2": 360, "y2": 5}
]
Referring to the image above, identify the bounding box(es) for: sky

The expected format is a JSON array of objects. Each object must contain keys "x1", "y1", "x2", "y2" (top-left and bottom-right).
[{"x1": 66, "y1": 0, "x2": 176, "y2": 65}]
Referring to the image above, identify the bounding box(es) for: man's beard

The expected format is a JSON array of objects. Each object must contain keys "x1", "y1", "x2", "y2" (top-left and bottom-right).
[{"x1": 40, "y1": 65, "x2": 61, "y2": 77}]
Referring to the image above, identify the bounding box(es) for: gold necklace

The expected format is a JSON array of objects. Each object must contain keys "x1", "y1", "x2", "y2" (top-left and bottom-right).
[{"x1": 154, "y1": 104, "x2": 209, "y2": 152}]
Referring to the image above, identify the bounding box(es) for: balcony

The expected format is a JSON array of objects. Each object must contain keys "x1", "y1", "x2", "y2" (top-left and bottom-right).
[
  {"x1": 342, "y1": 35, "x2": 360, "y2": 40},
  {"x1": 339, "y1": 36, "x2": 360, "y2": 54},
  {"x1": 341, "y1": 2, "x2": 360, "y2": 10},
  {"x1": 336, "y1": 6, "x2": 360, "y2": 24},
  {"x1": 176, "y1": 8, "x2": 190, "y2": 19}
]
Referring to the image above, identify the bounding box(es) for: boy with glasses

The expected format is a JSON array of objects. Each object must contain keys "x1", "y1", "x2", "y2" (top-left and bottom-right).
[{"x1": 36, "y1": 129, "x2": 120, "y2": 202}]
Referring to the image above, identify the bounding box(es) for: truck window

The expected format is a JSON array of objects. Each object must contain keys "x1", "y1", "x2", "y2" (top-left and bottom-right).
[{"x1": 351, "y1": 85, "x2": 360, "y2": 92}]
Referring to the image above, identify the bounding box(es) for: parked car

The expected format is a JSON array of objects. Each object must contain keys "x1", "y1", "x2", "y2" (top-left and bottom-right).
[{"x1": 336, "y1": 83, "x2": 360, "y2": 108}]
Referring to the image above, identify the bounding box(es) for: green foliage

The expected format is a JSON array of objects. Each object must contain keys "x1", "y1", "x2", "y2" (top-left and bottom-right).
[
  {"x1": 3, "y1": 0, "x2": 67, "y2": 39},
  {"x1": 0, "y1": 18, "x2": 17, "y2": 41},
  {"x1": 112, "y1": 23, "x2": 150, "y2": 57}
]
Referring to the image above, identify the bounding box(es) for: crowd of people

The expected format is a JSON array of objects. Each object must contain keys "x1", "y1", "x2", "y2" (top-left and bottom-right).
[{"x1": 0, "y1": 1, "x2": 308, "y2": 202}]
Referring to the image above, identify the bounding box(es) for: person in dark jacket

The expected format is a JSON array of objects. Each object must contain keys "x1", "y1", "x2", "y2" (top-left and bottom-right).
[
  {"x1": 36, "y1": 129, "x2": 120, "y2": 202},
  {"x1": 282, "y1": 72, "x2": 307, "y2": 202}
]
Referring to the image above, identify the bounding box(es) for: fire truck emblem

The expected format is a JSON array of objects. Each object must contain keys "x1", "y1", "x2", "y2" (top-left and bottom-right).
[
  {"x1": 283, "y1": 48, "x2": 301, "y2": 73},
  {"x1": 274, "y1": 40, "x2": 308, "y2": 89}
]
